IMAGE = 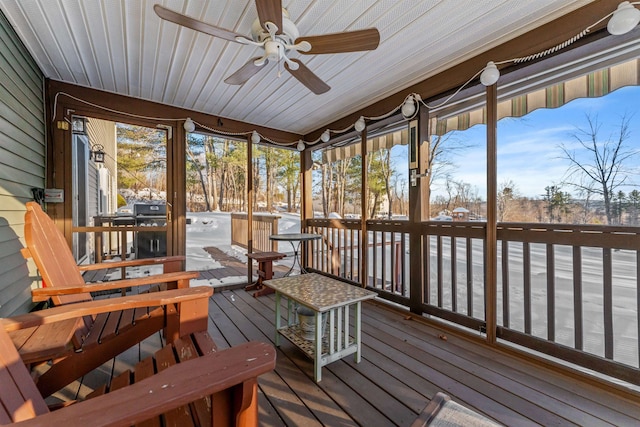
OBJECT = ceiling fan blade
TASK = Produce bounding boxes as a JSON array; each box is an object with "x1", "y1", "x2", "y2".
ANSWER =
[
  {"x1": 255, "y1": 0, "x2": 283, "y2": 33},
  {"x1": 154, "y1": 4, "x2": 244, "y2": 43},
  {"x1": 296, "y1": 28, "x2": 380, "y2": 54},
  {"x1": 224, "y1": 58, "x2": 268, "y2": 85},
  {"x1": 285, "y1": 59, "x2": 330, "y2": 95}
]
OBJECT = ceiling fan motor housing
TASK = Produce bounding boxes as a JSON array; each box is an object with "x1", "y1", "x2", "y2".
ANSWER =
[{"x1": 251, "y1": 10, "x2": 299, "y2": 47}]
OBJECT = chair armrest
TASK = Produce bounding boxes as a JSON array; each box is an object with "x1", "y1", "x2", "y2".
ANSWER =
[
  {"x1": 31, "y1": 271, "x2": 200, "y2": 301},
  {"x1": 3, "y1": 286, "x2": 213, "y2": 332},
  {"x1": 77, "y1": 255, "x2": 185, "y2": 271},
  {"x1": 11, "y1": 341, "x2": 275, "y2": 427}
]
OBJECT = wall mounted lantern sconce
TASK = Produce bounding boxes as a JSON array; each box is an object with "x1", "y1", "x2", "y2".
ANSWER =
[
  {"x1": 72, "y1": 116, "x2": 86, "y2": 133},
  {"x1": 90, "y1": 144, "x2": 105, "y2": 163}
]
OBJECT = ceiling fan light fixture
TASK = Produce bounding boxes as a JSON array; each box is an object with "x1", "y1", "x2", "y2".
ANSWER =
[
  {"x1": 251, "y1": 131, "x2": 261, "y2": 144},
  {"x1": 480, "y1": 61, "x2": 500, "y2": 86},
  {"x1": 607, "y1": 1, "x2": 640, "y2": 35},
  {"x1": 355, "y1": 117, "x2": 366, "y2": 132},
  {"x1": 297, "y1": 140, "x2": 305, "y2": 151},
  {"x1": 321, "y1": 130, "x2": 331, "y2": 142},
  {"x1": 184, "y1": 117, "x2": 196, "y2": 133},
  {"x1": 401, "y1": 95, "x2": 417, "y2": 118}
]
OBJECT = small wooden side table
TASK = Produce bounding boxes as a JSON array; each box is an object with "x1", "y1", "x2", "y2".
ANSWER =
[
  {"x1": 245, "y1": 251, "x2": 286, "y2": 296},
  {"x1": 264, "y1": 273, "x2": 377, "y2": 382}
]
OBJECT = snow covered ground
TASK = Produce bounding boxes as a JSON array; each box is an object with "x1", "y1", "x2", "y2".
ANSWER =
[{"x1": 186, "y1": 211, "x2": 301, "y2": 287}]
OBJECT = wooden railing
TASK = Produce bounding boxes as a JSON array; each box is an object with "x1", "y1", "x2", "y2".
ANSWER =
[
  {"x1": 230, "y1": 213, "x2": 280, "y2": 252},
  {"x1": 307, "y1": 218, "x2": 362, "y2": 280},
  {"x1": 367, "y1": 220, "x2": 411, "y2": 300},
  {"x1": 306, "y1": 218, "x2": 640, "y2": 385}
]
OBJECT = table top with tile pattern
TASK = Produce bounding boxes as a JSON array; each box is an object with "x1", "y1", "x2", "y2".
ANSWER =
[{"x1": 264, "y1": 273, "x2": 376, "y2": 312}]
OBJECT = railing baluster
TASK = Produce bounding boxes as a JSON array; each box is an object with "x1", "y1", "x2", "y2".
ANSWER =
[
  {"x1": 390, "y1": 231, "x2": 396, "y2": 292},
  {"x1": 524, "y1": 241, "x2": 531, "y2": 334},
  {"x1": 502, "y1": 240, "x2": 509, "y2": 328},
  {"x1": 466, "y1": 237, "x2": 473, "y2": 317},
  {"x1": 451, "y1": 236, "x2": 457, "y2": 312},
  {"x1": 573, "y1": 246, "x2": 583, "y2": 351},
  {"x1": 424, "y1": 233, "x2": 430, "y2": 305},
  {"x1": 342, "y1": 229, "x2": 347, "y2": 278},
  {"x1": 547, "y1": 243, "x2": 555, "y2": 342},
  {"x1": 400, "y1": 233, "x2": 406, "y2": 295},
  {"x1": 345, "y1": 230, "x2": 360, "y2": 280},
  {"x1": 372, "y1": 231, "x2": 378, "y2": 289},
  {"x1": 603, "y1": 247, "x2": 613, "y2": 359},
  {"x1": 336, "y1": 227, "x2": 340, "y2": 276},
  {"x1": 381, "y1": 231, "x2": 387, "y2": 290},
  {"x1": 437, "y1": 235, "x2": 443, "y2": 308}
]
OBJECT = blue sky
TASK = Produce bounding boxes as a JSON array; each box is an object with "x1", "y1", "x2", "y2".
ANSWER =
[{"x1": 428, "y1": 85, "x2": 640, "y2": 199}]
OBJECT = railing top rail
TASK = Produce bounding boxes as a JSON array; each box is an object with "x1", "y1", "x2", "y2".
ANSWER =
[
  {"x1": 307, "y1": 218, "x2": 362, "y2": 229},
  {"x1": 230, "y1": 212, "x2": 281, "y2": 220},
  {"x1": 499, "y1": 222, "x2": 640, "y2": 235}
]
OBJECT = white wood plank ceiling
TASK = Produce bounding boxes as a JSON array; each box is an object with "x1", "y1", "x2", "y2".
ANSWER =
[{"x1": 0, "y1": 0, "x2": 592, "y2": 134}]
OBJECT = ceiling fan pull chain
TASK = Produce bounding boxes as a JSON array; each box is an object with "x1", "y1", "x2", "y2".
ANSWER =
[{"x1": 277, "y1": 45, "x2": 283, "y2": 78}]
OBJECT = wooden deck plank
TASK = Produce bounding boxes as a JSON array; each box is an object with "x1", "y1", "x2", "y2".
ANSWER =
[
  {"x1": 257, "y1": 390, "x2": 287, "y2": 427},
  {"x1": 365, "y1": 302, "x2": 640, "y2": 426},
  {"x1": 227, "y1": 289, "x2": 414, "y2": 426},
  {"x1": 232, "y1": 289, "x2": 381, "y2": 426},
  {"x1": 210, "y1": 293, "x2": 332, "y2": 426},
  {"x1": 360, "y1": 314, "x2": 557, "y2": 425},
  {"x1": 50, "y1": 285, "x2": 640, "y2": 427},
  {"x1": 242, "y1": 296, "x2": 512, "y2": 425},
  {"x1": 362, "y1": 312, "x2": 606, "y2": 426},
  {"x1": 230, "y1": 292, "x2": 560, "y2": 425}
]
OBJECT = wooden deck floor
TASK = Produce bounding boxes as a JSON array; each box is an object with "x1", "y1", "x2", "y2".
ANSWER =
[
  {"x1": 206, "y1": 289, "x2": 640, "y2": 427},
  {"x1": 52, "y1": 287, "x2": 640, "y2": 426}
]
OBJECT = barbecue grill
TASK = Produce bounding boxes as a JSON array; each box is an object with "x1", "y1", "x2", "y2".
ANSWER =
[{"x1": 133, "y1": 202, "x2": 167, "y2": 258}]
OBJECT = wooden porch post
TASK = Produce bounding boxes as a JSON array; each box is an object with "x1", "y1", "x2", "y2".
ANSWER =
[
  {"x1": 408, "y1": 107, "x2": 430, "y2": 313},
  {"x1": 47, "y1": 94, "x2": 73, "y2": 247},
  {"x1": 169, "y1": 122, "x2": 185, "y2": 262},
  {"x1": 246, "y1": 135, "x2": 253, "y2": 283},
  {"x1": 485, "y1": 84, "x2": 498, "y2": 344},
  {"x1": 360, "y1": 127, "x2": 368, "y2": 287},
  {"x1": 301, "y1": 147, "x2": 313, "y2": 267}
]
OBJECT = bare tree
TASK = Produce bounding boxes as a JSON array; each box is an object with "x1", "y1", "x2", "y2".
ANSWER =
[
  {"x1": 559, "y1": 114, "x2": 636, "y2": 224},
  {"x1": 497, "y1": 180, "x2": 519, "y2": 221},
  {"x1": 428, "y1": 132, "x2": 473, "y2": 190}
]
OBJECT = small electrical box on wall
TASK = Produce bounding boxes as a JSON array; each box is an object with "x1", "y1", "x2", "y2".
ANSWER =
[
  {"x1": 409, "y1": 119, "x2": 418, "y2": 170},
  {"x1": 44, "y1": 189, "x2": 64, "y2": 203},
  {"x1": 409, "y1": 119, "x2": 428, "y2": 186}
]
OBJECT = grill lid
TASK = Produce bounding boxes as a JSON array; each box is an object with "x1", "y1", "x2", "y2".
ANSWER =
[{"x1": 133, "y1": 202, "x2": 166, "y2": 216}]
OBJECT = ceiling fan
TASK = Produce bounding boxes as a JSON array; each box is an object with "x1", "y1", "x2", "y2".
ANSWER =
[{"x1": 154, "y1": 1, "x2": 380, "y2": 94}]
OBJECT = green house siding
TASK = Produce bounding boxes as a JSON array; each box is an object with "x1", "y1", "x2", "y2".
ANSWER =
[{"x1": 0, "y1": 9, "x2": 45, "y2": 316}]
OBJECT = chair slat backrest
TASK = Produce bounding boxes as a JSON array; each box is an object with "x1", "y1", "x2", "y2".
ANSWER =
[
  {"x1": 24, "y1": 202, "x2": 92, "y2": 306},
  {"x1": 0, "y1": 327, "x2": 49, "y2": 423},
  {"x1": 24, "y1": 202, "x2": 93, "y2": 345}
]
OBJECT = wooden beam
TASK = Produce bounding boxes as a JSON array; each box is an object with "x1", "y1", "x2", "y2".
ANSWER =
[
  {"x1": 247, "y1": 134, "x2": 254, "y2": 284},
  {"x1": 47, "y1": 80, "x2": 301, "y2": 144},
  {"x1": 360, "y1": 127, "x2": 368, "y2": 288},
  {"x1": 485, "y1": 83, "x2": 498, "y2": 344},
  {"x1": 408, "y1": 107, "x2": 431, "y2": 312},
  {"x1": 300, "y1": 148, "x2": 313, "y2": 268},
  {"x1": 301, "y1": 149, "x2": 313, "y2": 227}
]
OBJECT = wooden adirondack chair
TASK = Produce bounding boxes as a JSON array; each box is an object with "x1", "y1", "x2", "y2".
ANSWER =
[
  {"x1": 1, "y1": 308, "x2": 276, "y2": 427},
  {"x1": 10, "y1": 202, "x2": 212, "y2": 397}
]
